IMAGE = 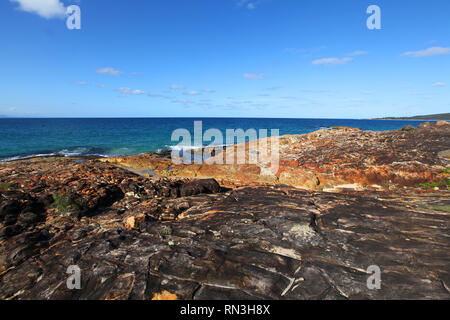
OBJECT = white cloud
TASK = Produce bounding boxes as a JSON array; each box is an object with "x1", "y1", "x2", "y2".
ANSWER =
[
  {"x1": 10, "y1": 0, "x2": 66, "y2": 19},
  {"x1": 72, "y1": 81, "x2": 87, "y2": 86},
  {"x1": 183, "y1": 91, "x2": 201, "y2": 96},
  {"x1": 203, "y1": 89, "x2": 216, "y2": 93},
  {"x1": 403, "y1": 47, "x2": 450, "y2": 57},
  {"x1": 348, "y1": 51, "x2": 369, "y2": 56},
  {"x1": 312, "y1": 57, "x2": 353, "y2": 65},
  {"x1": 432, "y1": 82, "x2": 446, "y2": 87},
  {"x1": 244, "y1": 73, "x2": 265, "y2": 79},
  {"x1": 96, "y1": 67, "x2": 122, "y2": 76},
  {"x1": 170, "y1": 84, "x2": 185, "y2": 90},
  {"x1": 116, "y1": 87, "x2": 147, "y2": 97}
]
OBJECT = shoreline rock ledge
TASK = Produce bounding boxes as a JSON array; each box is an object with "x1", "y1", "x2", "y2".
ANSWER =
[
  {"x1": 0, "y1": 122, "x2": 449, "y2": 300},
  {"x1": 105, "y1": 121, "x2": 450, "y2": 191}
]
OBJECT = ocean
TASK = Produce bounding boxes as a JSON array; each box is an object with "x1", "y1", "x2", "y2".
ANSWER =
[{"x1": 0, "y1": 118, "x2": 429, "y2": 161}]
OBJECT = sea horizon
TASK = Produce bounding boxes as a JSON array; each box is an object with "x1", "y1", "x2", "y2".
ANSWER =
[
  {"x1": 0, "y1": 117, "x2": 434, "y2": 162},
  {"x1": 0, "y1": 116, "x2": 441, "y2": 120}
]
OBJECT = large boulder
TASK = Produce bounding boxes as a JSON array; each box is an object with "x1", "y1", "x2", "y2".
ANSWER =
[{"x1": 180, "y1": 179, "x2": 221, "y2": 197}]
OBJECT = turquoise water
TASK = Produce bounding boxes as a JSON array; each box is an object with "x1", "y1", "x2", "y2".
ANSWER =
[{"x1": 0, "y1": 118, "x2": 428, "y2": 161}]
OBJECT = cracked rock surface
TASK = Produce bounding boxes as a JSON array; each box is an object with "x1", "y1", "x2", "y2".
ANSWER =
[{"x1": 0, "y1": 158, "x2": 449, "y2": 300}]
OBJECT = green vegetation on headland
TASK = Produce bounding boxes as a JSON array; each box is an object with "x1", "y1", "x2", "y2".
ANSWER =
[{"x1": 374, "y1": 113, "x2": 450, "y2": 121}]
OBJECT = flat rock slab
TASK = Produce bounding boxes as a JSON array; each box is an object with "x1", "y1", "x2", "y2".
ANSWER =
[{"x1": 1, "y1": 166, "x2": 449, "y2": 299}]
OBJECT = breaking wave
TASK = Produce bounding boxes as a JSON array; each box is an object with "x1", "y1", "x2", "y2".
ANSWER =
[{"x1": 0, "y1": 146, "x2": 110, "y2": 162}]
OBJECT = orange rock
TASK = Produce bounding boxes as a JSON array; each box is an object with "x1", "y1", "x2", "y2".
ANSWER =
[
  {"x1": 125, "y1": 216, "x2": 135, "y2": 229},
  {"x1": 152, "y1": 290, "x2": 178, "y2": 300},
  {"x1": 281, "y1": 160, "x2": 299, "y2": 167},
  {"x1": 124, "y1": 214, "x2": 145, "y2": 229},
  {"x1": 102, "y1": 122, "x2": 449, "y2": 191}
]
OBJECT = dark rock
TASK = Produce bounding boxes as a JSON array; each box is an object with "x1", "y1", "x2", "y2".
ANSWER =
[
  {"x1": 0, "y1": 225, "x2": 23, "y2": 239},
  {"x1": 82, "y1": 185, "x2": 125, "y2": 217},
  {"x1": 25, "y1": 229, "x2": 51, "y2": 243},
  {"x1": 3, "y1": 214, "x2": 18, "y2": 226},
  {"x1": 21, "y1": 200, "x2": 45, "y2": 215},
  {"x1": 4, "y1": 230, "x2": 51, "y2": 267},
  {"x1": 38, "y1": 193, "x2": 54, "y2": 207},
  {"x1": 17, "y1": 212, "x2": 41, "y2": 226},
  {"x1": 0, "y1": 200, "x2": 22, "y2": 220},
  {"x1": 180, "y1": 179, "x2": 221, "y2": 197},
  {"x1": 70, "y1": 229, "x2": 88, "y2": 241}
]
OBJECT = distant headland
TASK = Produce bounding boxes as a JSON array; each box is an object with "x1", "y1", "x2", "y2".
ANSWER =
[{"x1": 374, "y1": 113, "x2": 450, "y2": 121}]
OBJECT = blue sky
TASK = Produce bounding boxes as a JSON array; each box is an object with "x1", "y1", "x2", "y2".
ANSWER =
[{"x1": 0, "y1": 0, "x2": 449, "y2": 118}]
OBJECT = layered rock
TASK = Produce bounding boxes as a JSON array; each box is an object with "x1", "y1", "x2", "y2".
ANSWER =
[{"x1": 0, "y1": 159, "x2": 449, "y2": 299}]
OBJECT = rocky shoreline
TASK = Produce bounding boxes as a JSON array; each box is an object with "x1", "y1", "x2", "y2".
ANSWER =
[{"x1": 0, "y1": 122, "x2": 449, "y2": 300}]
